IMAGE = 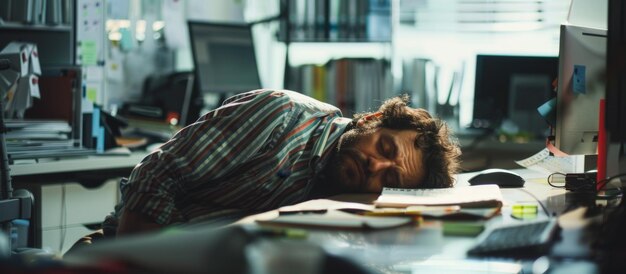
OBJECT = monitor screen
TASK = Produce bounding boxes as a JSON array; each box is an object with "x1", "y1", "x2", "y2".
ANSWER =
[
  {"x1": 555, "y1": 24, "x2": 607, "y2": 155},
  {"x1": 188, "y1": 21, "x2": 262, "y2": 94},
  {"x1": 471, "y1": 54, "x2": 558, "y2": 139}
]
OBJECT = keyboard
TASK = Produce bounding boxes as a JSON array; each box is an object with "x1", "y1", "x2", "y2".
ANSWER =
[{"x1": 467, "y1": 219, "x2": 558, "y2": 258}]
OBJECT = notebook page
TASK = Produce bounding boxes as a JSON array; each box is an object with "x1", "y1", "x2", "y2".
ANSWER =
[{"x1": 375, "y1": 185, "x2": 503, "y2": 208}]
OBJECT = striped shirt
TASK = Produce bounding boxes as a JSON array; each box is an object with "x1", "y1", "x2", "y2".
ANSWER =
[{"x1": 120, "y1": 89, "x2": 351, "y2": 225}]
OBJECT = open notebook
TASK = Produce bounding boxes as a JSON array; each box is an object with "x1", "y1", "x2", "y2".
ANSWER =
[{"x1": 374, "y1": 185, "x2": 504, "y2": 208}]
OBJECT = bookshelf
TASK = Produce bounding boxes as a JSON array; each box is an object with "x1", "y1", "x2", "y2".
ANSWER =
[
  {"x1": 279, "y1": 0, "x2": 391, "y2": 43},
  {"x1": 280, "y1": 0, "x2": 394, "y2": 116},
  {"x1": 0, "y1": 0, "x2": 75, "y2": 66}
]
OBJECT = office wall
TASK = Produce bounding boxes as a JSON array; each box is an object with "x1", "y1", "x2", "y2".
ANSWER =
[
  {"x1": 104, "y1": 0, "x2": 247, "y2": 110},
  {"x1": 395, "y1": 0, "x2": 571, "y2": 129}
]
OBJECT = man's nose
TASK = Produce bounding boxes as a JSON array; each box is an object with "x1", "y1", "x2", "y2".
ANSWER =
[{"x1": 368, "y1": 157, "x2": 393, "y2": 173}]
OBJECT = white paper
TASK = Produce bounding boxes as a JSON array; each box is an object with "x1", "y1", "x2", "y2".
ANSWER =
[
  {"x1": 85, "y1": 66, "x2": 104, "y2": 81},
  {"x1": 376, "y1": 185, "x2": 503, "y2": 208},
  {"x1": 515, "y1": 148, "x2": 576, "y2": 174},
  {"x1": 28, "y1": 45, "x2": 42, "y2": 75},
  {"x1": 29, "y1": 75, "x2": 40, "y2": 98}
]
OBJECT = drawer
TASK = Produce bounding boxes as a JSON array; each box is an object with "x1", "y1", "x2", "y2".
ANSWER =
[
  {"x1": 41, "y1": 224, "x2": 99, "y2": 255},
  {"x1": 41, "y1": 179, "x2": 119, "y2": 228}
]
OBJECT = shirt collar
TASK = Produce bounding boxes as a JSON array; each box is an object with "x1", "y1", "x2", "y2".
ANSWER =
[{"x1": 310, "y1": 117, "x2": 351, "y2": 171}]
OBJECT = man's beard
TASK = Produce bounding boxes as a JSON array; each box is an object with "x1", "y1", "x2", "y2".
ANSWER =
[{"x1": 320, "y1": 128, "x2": 371, "y2": 193}]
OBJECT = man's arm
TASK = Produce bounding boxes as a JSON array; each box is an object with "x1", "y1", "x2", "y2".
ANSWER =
[
  {"x1": 117, "y1": 90, "x2": 296, "y2": 232},
  {"x1": 117, "y1": 207, "x2": 163, "y2": 236}
]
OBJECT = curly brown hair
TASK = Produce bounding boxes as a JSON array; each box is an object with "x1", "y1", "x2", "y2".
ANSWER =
[{"x1": 350, "y1": 95, "x2": 462, "y2": 188}]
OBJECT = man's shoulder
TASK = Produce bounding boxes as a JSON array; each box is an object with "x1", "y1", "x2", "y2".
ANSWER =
[
  {"x1": 273, "y1": 90, "x2": 341, "y2": 115},
  {"x1": 227, "y1": 89, "x2": 341, "y2": 115}
]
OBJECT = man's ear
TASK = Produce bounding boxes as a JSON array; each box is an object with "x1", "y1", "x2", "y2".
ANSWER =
[{"x1": 357, "y1": 112, "x2": 383, "y2": 127}]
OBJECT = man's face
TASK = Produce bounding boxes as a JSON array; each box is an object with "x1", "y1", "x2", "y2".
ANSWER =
[{"x1": 326, "y1": 127, "x2": 426, "y2": 193}]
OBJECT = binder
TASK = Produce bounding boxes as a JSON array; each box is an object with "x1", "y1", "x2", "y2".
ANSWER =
[{"x1": 46, "y1": 0, "x2": 63, "y2": 25}]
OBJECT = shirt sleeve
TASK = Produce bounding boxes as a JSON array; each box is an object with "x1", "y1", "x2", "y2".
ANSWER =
[{"x1": 121, "y1": 90, "x2": 295, "y2": 225}]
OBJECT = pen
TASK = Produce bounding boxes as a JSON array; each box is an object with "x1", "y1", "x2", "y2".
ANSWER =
[{"x1": 278, "y1": 209, "x2": 328, "y2": 215}]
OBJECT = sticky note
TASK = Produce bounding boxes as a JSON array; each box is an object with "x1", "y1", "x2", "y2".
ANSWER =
[
  {"x1": 573, "y1": 65, "x2": 586, "y2": 94},
  {"x1": 80, "y1": 40, "x2": 98, "y2": 65},
  {"x1": 86, "y1": 87, "x2": 98, "y2": 102}
]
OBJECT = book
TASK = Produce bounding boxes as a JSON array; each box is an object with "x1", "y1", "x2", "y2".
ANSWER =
[
  {"x1": 374, "y1": 185, "x2": 504, "y2": 209},
  {"x1": 248, "y1": 199, "x2": 414, "y2": 230},
  {"x1": 256, "y1": 209, "x2": 414, "y2": 230},
  {"x1": 362, "y1": 206, "x2": 501, "y2": 220}
]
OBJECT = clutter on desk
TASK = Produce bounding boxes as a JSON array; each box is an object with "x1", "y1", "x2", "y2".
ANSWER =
[
  {"x1": 255, "y1": 199, "x2": 415, "y2": 230},
  {"x1": 0, "y1": 42, "x2": 41, "y2": 119},
  {"x1": 119, "y1": 115, "x2": 181, "y2": 144},
  {"x1": 515, "y1": 147, "x2": 578, "y2": 174},
  {"x1": 256, "y1": 196, "x2": 502, "y2": 231},
  {"x1": 3, "y1": 119, "x2": 95, "y2": 162},
  {"x1": 511, "y1": 202, "x2": 539, "y2": 220},
  {"x1": 350, "y1": 205, "x2": 500, "y2": 220},
  {"x1": 257, "y1": 209, "x2": 415, "y2": 230},
  {"x1": 374, "y1": 185, "x2": 504, "y2": 209},
  {"x1": 442, "y1": 221, "x2": 486, "y2": 236},
  {"x1": 116, "y1": 71, "x2": 197, "y2": 144},
  {"x1": 467, "y1": 219, "x2": 559, "y2": 258},
  {"x1": 0, "y1": 46, "x2": 100, "y2": 161}
]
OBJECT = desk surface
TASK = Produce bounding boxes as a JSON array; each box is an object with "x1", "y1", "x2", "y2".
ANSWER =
[
  {"x1": 231, "y1": 169, "x2": 572, "y2": 273},
  {"x1": 64, "y1": 169, "x2": 606, "y2": 273},
  {"x1": 9, "y1": 151, "x2": 150, "y2": 186},
  {"x1": 9, "y1": 151, "x2": 148, "y2": 177}
]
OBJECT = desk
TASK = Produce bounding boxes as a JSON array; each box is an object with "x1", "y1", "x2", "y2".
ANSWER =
[
  {"x1": 11, "y1": 152, "x2": 147, "y2": 183},
  {"x1": 10, "y1": 152, "x2": 148, "y2": 254},
  {"x1": 62, "y1": 169, "x2": 610, "y2": 273},
  {"x1": 233, "y1": 169, "x2": 605, "y2": 273}
]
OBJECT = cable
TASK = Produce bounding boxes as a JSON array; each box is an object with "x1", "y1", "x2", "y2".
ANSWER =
[
  {"x1": 547, "y1": 172, "x2": 566, "y2": 188},
  {"x1": 597, "y1": 173, "x2": 626, "y2": 191},
  {"x1": 59, "y1": 184, "x2": 67, "y2": 253},
  {"x1": 516, "y1": 188, "x2": 551, "y2": 217},
  {"x1": 596, "y1": 173, "x2": 626, "y2": 199}
]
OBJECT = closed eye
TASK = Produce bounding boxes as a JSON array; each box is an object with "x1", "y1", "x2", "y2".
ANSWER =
[{"x1": 379, "y1": 135, "x2": 397, "y2": 159}]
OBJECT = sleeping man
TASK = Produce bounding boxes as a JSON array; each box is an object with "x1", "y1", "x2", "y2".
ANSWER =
[{"x1": 116, "y1": 89, "x2": 461, "y2": 235}]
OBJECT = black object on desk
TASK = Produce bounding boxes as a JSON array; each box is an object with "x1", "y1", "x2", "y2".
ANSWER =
[
  {"x1": 468, "y1": 168, "x2": 526, "y2": 188},
  {"x1": 468, "y1": 219, "x2": 558, "y2": 258}
]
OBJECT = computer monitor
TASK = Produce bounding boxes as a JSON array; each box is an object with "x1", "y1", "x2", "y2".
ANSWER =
[
  {"x1": 554, "y1": 24, "x2": 607, "y2": 155},
  {"x1": 188, "y1": 21, "x2": 262, "y2": 95},
  {"x1": 606, "y1": 0, "x2": 626, "y2": 145},
  {"x1": 471, "y1": 54, "x2": 558, "y2": 139}
]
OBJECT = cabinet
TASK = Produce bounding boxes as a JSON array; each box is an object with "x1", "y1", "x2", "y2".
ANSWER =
[
  {"x1": 279, "y1": 0, "x2": 394, "y2": 116},
  {"x1": 9, "y1": 152, "x2": 147, "y2": 254},
  {"x1": 22, "y1": 179, "x2": 120, "y2": 255}
]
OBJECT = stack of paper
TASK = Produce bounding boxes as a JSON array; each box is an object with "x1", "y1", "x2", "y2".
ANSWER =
[
  {"x1": 257, "y1": 210, "x2": 413, "y2": 230},
  {"x1": 375, "y1": 185, "x2": 504, "y2": 209}
]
